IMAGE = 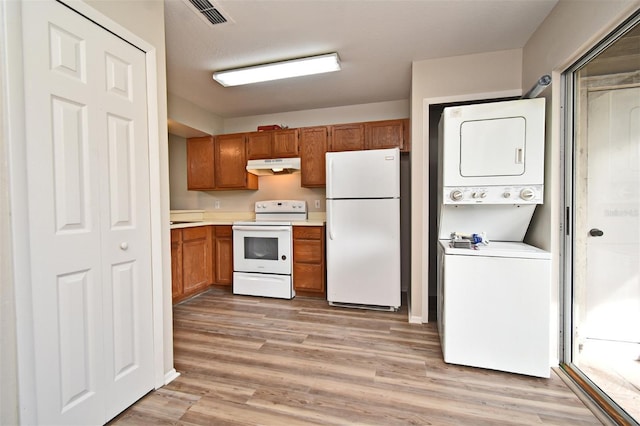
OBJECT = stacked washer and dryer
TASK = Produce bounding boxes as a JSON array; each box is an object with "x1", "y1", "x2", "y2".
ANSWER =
[{"x1": 436, "y1": 98, "x2": 551, "y2": 378}]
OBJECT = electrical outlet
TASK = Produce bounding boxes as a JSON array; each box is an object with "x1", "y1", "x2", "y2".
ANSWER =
[
  {"x1": 314, "y1": 200, "x2": 320, "y2": 209},
  {"x1": 214, "y1": 200, "x2": 220, "y2": 209}
]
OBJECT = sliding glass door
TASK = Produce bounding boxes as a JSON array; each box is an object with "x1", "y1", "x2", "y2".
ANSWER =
[{"x1": 564, "y1": 13, "x2": 640, "y2": 424}]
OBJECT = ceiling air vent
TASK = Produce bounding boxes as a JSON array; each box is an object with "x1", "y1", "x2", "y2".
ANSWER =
[{"x1": 187, "y1": 0, "x2": 228, "y2": 25}]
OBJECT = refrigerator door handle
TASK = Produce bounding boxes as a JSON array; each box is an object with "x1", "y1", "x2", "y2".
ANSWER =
[{"x1": 328, "y1": 204, "x2": 335, "y2": 240}]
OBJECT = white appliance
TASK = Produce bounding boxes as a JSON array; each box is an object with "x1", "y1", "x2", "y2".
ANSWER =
[
  {"x1": 437, "y1": 241, "x2": 551, "y2": 378},
  {"x1": 325, "y1": 148, "x2": 401, "y2": 310},
  {"x1": 246, "y1": 157, "x2": 301, "y2": 176},
  {"x1": 438, "y1": 97, "x2": 546, "y2": 241},
  {"x1": 437, "y1": 98, "x2": 552, "y2": 378},
  {"x1": 233, "y1": 200, "x2": 307, "y2": 299}
]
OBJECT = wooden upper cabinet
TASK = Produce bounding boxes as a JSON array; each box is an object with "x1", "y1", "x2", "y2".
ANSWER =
[
  {"x1": 246, "y1": 131, "x2": 273, "y2": 160},
  {"x1": 329, "y1": 123, "x2": 365, "y2": 152},
  {"x1": 300, "y1": 126, "x2": 328, "y2": 188},
  {"x1": 186, "y1": 136, "x2": 215, "y2": 190},
  {"x1": 365, "y1": 119, "x2": 405, "y2": 151},
  {"x1": 214, "y1": 133, "x2": 258, "y2": 190},
  {"x1": 272, "y1": 128, "x2": 299, "y2": 157},
  {"x1": 247, "y1": 128, "x2": 299, "y2": 159}
]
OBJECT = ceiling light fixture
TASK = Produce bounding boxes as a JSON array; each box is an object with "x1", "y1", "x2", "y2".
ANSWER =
[{"x1": 212, "y1": 53, "x2": 340, "y2": 87}]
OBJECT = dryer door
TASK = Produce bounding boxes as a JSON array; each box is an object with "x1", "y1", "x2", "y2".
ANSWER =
[{"x1": 460, "y1": 117, "x2": 525, "y2": 177}]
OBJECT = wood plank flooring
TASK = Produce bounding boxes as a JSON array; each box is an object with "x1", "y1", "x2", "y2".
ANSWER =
[{"x1": 109, "y1": 287, "x2": 603, "y2": 425}]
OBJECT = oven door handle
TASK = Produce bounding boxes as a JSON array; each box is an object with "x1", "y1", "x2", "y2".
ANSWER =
[{"x1": 232, "y1": 225, "x2": 292, "y2": 232}]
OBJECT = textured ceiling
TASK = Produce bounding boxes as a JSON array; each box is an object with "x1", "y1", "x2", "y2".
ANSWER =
[{"x1": 164, "y1": 0, "x2": 558, "y2": 119}]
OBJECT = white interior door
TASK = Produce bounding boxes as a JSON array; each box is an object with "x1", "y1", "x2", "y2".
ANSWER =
[
  {"x1": 22, "y1": 0, "x2": 154, "y2": 423},
  {"x1": 584, "y1": 87, "x2": 640, "y2": 343}
]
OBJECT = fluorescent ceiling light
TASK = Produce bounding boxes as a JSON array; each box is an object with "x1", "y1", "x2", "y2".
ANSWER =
[{"x1": 213, "y1": 53, "x2": 340, "y2": 87}]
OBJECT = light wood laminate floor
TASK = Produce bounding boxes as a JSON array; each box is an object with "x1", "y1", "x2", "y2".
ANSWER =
[{"x1": 110, "y1": 287, "x2": 602, "y2": 425}]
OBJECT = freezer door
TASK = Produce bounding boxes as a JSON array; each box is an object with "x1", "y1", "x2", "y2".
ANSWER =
[
  {"x1": 326, "y1": 148, "x2": 399, "y2": 199},
  {"x1": 326, "y1": 198, "x2": 400, "y2": 308}
]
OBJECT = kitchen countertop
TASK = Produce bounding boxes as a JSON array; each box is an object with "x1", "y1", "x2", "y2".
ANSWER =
[
  {"x1": 170, "y1": 219, "x2": 325, "y2": 229},
  {"x1": 169, "y1": 211, "x2": 326, "y2": 229}
]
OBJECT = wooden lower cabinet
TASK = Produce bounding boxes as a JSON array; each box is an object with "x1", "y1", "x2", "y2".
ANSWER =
[
  {"x1": 172, "y1": 226, "x2": 213, "y2": 304},
  {"x1": 214, "y1": 225, "x2": 233, "y2": 285},
  {"x1": 293, "y1": 225, "x2": 326, "y2": 297},
  {"x1": 171, "y1": 229, "x2": 183, "y2": 301}
]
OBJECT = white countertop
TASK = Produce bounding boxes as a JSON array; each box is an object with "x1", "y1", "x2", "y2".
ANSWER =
[
  {"x1": 170, "y1": 220, "x2": 325, "y2": 229},
  {"x1": 169, "y1": 210, "x2": 325, "y2": 229}
]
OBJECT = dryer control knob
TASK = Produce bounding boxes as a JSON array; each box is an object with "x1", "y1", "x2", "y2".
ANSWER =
[
  {"x1": 450, "y1": 190, "x2": 463, "y2": 201},
  {"x1": 520, "y1": 188, "x2": 535, "y2": 201}
]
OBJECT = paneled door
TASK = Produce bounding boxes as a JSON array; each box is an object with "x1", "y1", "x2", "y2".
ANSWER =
[{"x1": 22, "y1": 0, "x2": 154, "y2": 424}]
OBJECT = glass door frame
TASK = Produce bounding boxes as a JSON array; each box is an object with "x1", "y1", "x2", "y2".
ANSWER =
[{"x1": 561, "y1": 11, "x2": 640, "y2": 426}]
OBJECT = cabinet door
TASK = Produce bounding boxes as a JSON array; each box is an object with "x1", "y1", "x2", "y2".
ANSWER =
[
  {"x1": 329, "y1": 123, "x2": 365, "y2": 151},
  {"x1": 171, "y1": 229, "x2": 183, "y2": 302},
  {"x1": 365, "y1": 119, "x2": 404, "y2": 150},
  {"x1": 215, "y1": 226, "x2": 233, "y2": 285},
  {"x1": 300, "y1": 126, "x2": 328, "y2": 188},
  {"x1": 181, "y1": 226, "x2": 213, "y2": 297},
  {"x1": 293, "y1": 226, "x2": 325, "y2": 297},
  {"x1": 215, "y1": 134, "x2": 258, "y2": 189},
  {"x1": 187, "y1": 136, "x2": 215, "y2": 190},
  {"x1": 246, "y1": 131, "x2": 272, "y2": 160},
  {"x1": 273, "y1": 129, "x2": 299, "y2": 158}
]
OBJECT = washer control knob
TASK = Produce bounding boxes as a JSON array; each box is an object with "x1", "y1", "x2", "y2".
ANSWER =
[
  {"x1": 480, "y1": 192, "x2": 487, "y2": 198},
  {"x1": 450, "y1": 190, "x2": 463, "y2": 201},
  {"x1": 520, "y1": 188, "x2": 535, "y2": 201}
]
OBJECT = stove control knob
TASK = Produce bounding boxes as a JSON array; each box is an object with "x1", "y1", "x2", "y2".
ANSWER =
[
  {"x1": 503, "y1": 192, "x2": 511, "y2": 198},
  {"x1": 520, "y1": 188, "x2": 535, "y2": 201},
  {"x1": 450, "y1": 190, "x2": 463, "y2": 201}
]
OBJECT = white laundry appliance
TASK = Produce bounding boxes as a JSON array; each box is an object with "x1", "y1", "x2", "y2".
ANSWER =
[
  {"x1": 436, "y1": 98, "x2": 552, "y2": 378},
  {"x1": 326, "y1": 148, "x2": 401, "y2": 311}
]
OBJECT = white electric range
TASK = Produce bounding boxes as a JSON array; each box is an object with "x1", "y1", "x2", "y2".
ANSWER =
[{"x1": 232, "y1": 200, "x2": 307, "y2": 299}]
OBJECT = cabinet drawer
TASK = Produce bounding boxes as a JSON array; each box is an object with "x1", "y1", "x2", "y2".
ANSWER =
[
  {"x1": 215, "y1": 225, "x2": 232, "y2": 237},
  {"x1": 293, "y1": 226, "x2": 323, "y2": 239},
  {"x1": 293, "y1": 239, "x2": 322, "y2": 263},
  {"x1": 293, "y1": 263, "x2": 324, "y2": 291},
  {"x1": 182, "y1": 226, "x2": 209, "y2": 241}
]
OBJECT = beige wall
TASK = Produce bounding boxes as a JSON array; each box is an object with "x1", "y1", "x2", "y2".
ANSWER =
[
  {"x1": 223, "y1": 100, "x2": 409, "y2": 133},
  {"x1": 522, "y1": 0, "x2": 640, "y2": 364},
  {"x1": 168, "y1": 94, "x2": 224, "y2": 135},
  {"x1": 409, "y1": 49, "x2": 523, "y2": 322}
]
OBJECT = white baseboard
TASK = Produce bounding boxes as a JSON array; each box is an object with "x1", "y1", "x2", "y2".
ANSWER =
[
  {"x1": 409, "y1": 315, "x2": 423, "y2": 324},
  {"x1": 163, "y1": 368, "x2": 180, "y2": 386}
]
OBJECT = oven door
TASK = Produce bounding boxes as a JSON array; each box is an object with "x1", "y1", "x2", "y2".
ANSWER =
[{"x1": 232, "y1": 225, "x2": 292, "y2": 275}]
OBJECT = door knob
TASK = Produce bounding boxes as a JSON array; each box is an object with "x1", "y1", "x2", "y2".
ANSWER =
[
  {"x1": 120, "y1": 242, "x2": 129, "y2": 250},
  {"x1": 589, "y1": 228, "x2": 604, "y2": 237}
]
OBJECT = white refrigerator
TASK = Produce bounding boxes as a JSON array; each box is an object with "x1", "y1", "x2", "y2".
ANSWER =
[{"x1": 325, "y1": 148, "x2": 401, "y2": 310}]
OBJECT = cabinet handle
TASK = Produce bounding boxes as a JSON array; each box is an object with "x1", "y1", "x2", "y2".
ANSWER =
[{"x1": 120, "y1": 242, "x2": 129, "y2": 250}]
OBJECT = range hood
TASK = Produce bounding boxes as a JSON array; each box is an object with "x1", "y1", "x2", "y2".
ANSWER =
[{"x1": 246, "y1": 157, "x2": 301, "y2": 176}]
